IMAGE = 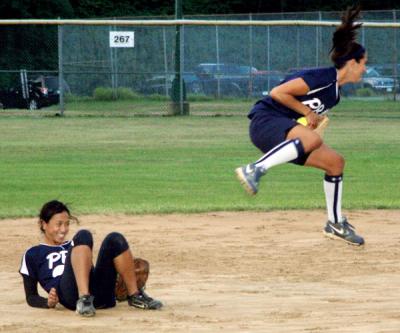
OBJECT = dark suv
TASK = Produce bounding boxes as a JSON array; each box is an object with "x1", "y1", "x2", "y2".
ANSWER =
[{"x1": 0, "y1": 75, "x2": 70, "y2": 110}]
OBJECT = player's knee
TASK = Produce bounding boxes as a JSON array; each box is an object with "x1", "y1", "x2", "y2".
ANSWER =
[
  {"x1": 335, "y1": 153, "x2": 345, "y2": 173},
  {"x1": 328, "y1": 153, "x2": 345, "y2": 174},
  {"x1": 103, "y1": 232, "x2": 129, "y2": 257},
  {"x1": 73, "y1": 229, "x2": 93, "y2": 248}
]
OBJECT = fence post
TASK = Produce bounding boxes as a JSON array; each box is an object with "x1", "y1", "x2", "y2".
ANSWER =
[
  {"x1": 316, "y1": 11, "x2": 321, "y2": 67},
  {"x1": 58, "y1": 21, "x2": 65, "y2": 116},
  {"x1": 267, "y1": 26, "x2": 271, "y2": 93},
  {"x1": 162, "y1": 27, "x2": 169, "y2": 97},
  {"x1": 296, "y1": 26, "x2": 300, "y2": 68},
  {"x1": 109, "y1": 23, "x2": 117, "y2": 100},
  {"x1": 393, "y1": 10, "x2": 397, "y2": 101},
  {"x1": 249, "y1": 13, "x2": 253, "y2": 97},
  {"x1": 170, "y1": 0, "x2": 189, "y2": 115},
  {"x1": 215, "y1": 25, "x2": 221, "y2": 98}
]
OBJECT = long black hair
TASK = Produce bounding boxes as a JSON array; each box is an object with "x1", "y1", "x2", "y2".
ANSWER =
[{"x1": 330, "y1": 6, "x2": 365, "y2": 68}]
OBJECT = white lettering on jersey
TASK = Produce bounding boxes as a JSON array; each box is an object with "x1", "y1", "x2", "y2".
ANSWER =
[
  {"x1": 302, "y1": 98, "x2": 326, "y2": 115},
  {"x1": 47, "y1": 250, "x2": 68, "y2": 269},
  {"x1": 52, "y1": 264, "x2": 65, "y2": 278}
]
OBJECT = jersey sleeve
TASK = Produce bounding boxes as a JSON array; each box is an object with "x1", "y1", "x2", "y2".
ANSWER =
[
  {"x1": 300, "y1": 68, "x2": 335, "y2": 91},
  {"x1": 21, "y1": 274, "x2": 49, "y2": 308},
  {"x1": 19, "y1": 249, "x2": 37, "y2": 280}
]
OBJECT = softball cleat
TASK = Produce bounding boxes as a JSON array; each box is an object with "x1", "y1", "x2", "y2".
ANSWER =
[
  {"x1": 235, "y1": 163, "x2": 264, "y2": 195},
  {"x1": 128, "y1": 289, "x2": 163, "y2": 310},
  {"x1": 76, "y1": 294, "x2": 96, "y2": 317},
  {"x1": 323, "y1": 217, "x2": 364, "y2": 246}
]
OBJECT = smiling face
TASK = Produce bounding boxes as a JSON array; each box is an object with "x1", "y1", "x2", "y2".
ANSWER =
[{"x1": 41, "y1": 211, "x2": 70, "y2": 245}]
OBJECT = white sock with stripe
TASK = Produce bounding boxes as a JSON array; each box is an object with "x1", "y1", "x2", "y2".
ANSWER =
[
  {"x1": 324, "y1": 174, "x2": 343, "y2": 223},
  {"x1": 255, "y1": 139, "x2": 305, "y2": 173}
]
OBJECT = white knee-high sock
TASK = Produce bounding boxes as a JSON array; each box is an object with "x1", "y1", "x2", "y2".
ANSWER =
[
  {"x1": 255, "y1": 139, "x2": 305, "y2": 173},
  {"x1": 324, "y1": 174, "x2": 343, "y2": 223}
]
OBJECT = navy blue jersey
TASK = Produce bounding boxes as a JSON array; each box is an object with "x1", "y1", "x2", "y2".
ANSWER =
[
  {"x1": 19, "y1": 241, "x2": 72, "y2": 292},
  {"x1": 249, "y1": 67, "x2": 339, "y2": 119}
]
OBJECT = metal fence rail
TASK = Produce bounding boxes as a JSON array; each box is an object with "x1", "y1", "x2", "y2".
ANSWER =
[{"x1": 1, "y1": 10, "x2": 400, "y2": 115}]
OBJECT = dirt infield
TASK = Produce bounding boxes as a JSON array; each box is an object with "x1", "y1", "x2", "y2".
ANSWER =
[{"x1": 1, "y1": 210, "x2": 400, "y2": 332}]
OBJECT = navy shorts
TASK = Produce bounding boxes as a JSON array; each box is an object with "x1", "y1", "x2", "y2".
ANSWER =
[{"x1": 249, "y1": 109, "x2": 309, "y2": 165}]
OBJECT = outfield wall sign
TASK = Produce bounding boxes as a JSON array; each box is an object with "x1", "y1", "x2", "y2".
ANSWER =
[{"x1": 109, "y1": 31, "x2": 134, "y2": 48}]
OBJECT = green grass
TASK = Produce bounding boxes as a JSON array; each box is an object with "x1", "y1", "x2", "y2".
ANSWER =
[{"x1": 0, "y1": 99, "x2": 399, "y2": 218}]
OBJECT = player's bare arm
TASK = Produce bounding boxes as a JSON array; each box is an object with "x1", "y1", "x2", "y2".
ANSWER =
[{"x1": 270, "y1": 78, "x2": 320, "y2": 128}]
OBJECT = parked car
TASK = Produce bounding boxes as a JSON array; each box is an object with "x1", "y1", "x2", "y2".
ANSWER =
[
  {"x1": 0, "y1": 76, "x2": 69, "y2": 110},
  {"x1": 286, "y1": 66, "x2": 395, "y2": 96},
  {"x1": 32, "y1": 76, "x2": 71, "y2": 106},
  {"x1": 141, "y1": 73, "x2": 203, "y2": 96},
  {"x1": 0, "y1": 82, "x2": 45, "y2": 110},
  {"x1": 361, "y1": 66, "x2": 396, "y2": 93},
  {"x1": 369, "y1": 63, "x2": 400, "y2": 78},
  {"x1": 193, "y1": 63, "x2": 283, "y2": 97},
  {"x1": 140, "y1": 64, "x2": 284, "y2": 98}
]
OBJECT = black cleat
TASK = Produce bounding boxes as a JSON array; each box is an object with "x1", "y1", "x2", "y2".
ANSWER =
[
  {"x1": 128, "y1": 288, "x2": 163, "y2": 310},
  {"x1": 323, "y1": 217, "x2": 364, "y2": 246}
]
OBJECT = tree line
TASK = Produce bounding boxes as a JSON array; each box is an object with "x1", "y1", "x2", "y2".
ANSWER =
[{"x1": 1, "y1": 0, "x2": 400, "y2": 19}]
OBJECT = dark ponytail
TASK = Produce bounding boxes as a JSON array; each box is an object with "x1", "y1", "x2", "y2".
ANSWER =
[{"x1": 330, "y1": 6, "x2": 365, "y2": 68}]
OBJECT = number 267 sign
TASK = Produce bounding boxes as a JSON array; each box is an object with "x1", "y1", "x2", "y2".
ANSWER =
[{"x1": 109, "y1": 31, "x2": 134, "y2": 48}]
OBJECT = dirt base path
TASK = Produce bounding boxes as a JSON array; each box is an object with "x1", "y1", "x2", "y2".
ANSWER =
[{"x1": 1, "y1": 210, "x2": 400, "y2": 332}]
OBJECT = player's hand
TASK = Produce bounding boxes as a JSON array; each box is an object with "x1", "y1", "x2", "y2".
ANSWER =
[
  {"x1": 47, "y1": 287, "x2": 59, "y2": 308},
  {"x1": 305, "y1": 111, "x2": 320, "y2": 129}
]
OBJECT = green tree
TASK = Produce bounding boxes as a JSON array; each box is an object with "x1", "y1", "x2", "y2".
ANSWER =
[{"x1": 0, "y1": 0, "x2": 74, "y2": 87}]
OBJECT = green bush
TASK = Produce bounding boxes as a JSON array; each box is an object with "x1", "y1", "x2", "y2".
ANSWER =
[
  {"x1": 355, "y1": 87, "x2": 375, "y2": 97},
  {"x1": 64, "y1": 93, "x2": 93, "y2": 103},
  {"x1": 146, "y1": 94, "x2": 170, "y2": 101},
  {"x1": 93, "y1": 87, "x2": 145, "y2": 101},
  {"x1": 187, "y1": 94, "x2": 214, "y2": 102},
  {"x1": 93, "y1": 87, "x2": 115, "y2": 101},
  {"x1": 116, "y1": 87, "x2": 142, "y2": 100}
]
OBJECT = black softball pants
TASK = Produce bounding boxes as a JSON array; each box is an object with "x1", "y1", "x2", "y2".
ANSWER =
[{"x1": 57, "y1": 229, "x2": 129, "y2": 310}]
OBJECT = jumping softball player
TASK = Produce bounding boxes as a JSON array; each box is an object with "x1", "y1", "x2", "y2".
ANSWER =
[
  {"x1": 19, "y1": 200, "x2": 162, "y2": 317},
  {"x1": 236, "y1": 7, "x2": 366, "y2": 246}
]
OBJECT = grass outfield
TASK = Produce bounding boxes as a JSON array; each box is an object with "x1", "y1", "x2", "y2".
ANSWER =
[{"x1": 0, "y1": 99, "x2": 399, "y2": 218}]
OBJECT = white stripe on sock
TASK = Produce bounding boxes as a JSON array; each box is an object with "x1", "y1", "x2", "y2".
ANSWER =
[
  {"x1": 255, "y1": 140, "x2": 299, "y2": 172},
  {"x1": 324, "y1": 177, "x2": 343, "y2": 223}
]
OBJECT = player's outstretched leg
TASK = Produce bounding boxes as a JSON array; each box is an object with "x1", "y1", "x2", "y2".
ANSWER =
[
  {"x1": 236, "y1": 139, "x2": 306, "y2": 195},
  {"x1": 323, "y1": 217, "x2": 364, "y2": 246}
]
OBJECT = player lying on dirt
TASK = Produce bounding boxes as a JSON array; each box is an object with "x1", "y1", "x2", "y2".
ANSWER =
[{"x1": 19, "y1": 200, "x2": 162, "y2": 317}]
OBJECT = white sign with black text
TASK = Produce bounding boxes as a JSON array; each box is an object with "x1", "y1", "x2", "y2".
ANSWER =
[{"x1": 109, "y1": 31, "x2": 135, "y2": 48}]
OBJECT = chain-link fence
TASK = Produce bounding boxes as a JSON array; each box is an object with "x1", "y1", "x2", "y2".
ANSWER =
[{"x1": 1, "y1": 10, "x2": 400, "y2": 114}]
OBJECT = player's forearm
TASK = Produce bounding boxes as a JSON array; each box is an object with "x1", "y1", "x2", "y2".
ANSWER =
[
  {"x1": 26, "y1": 294, "x2": 50, "y2": 308},
  {"x1": 270, "y1": 91, "x2": 311, "y2": 116},
  {"x1": 21, "y1": 274, "x2": 50, "y2": 308}
]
